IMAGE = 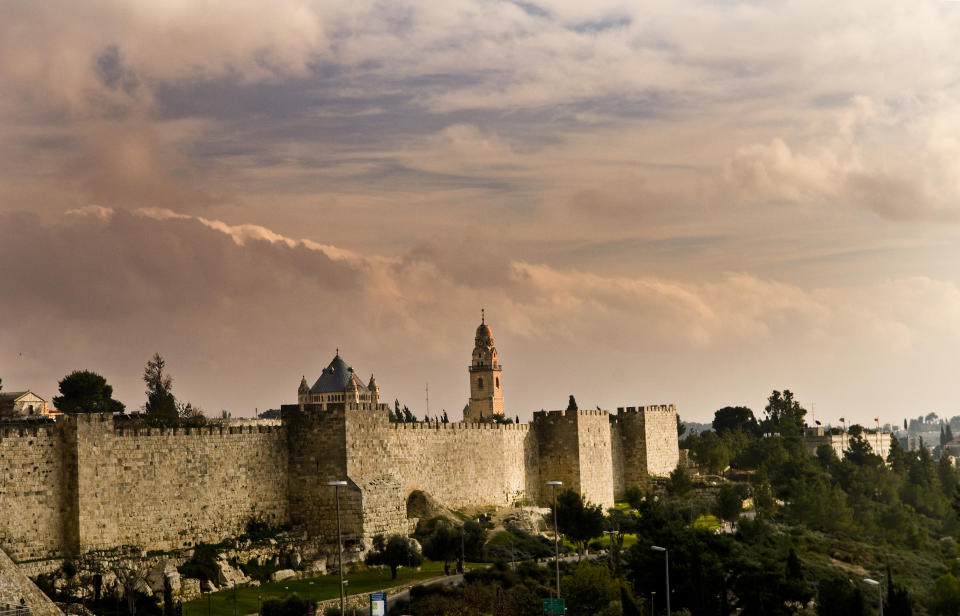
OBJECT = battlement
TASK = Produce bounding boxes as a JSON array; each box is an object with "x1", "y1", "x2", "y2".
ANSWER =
[
  {"x1": 111, "y1": 424, "x2": 284, "y2": 437},
  {"x1": 0, "y1": 425, "x2": 59, "y2": 439},
  {"x1": 532, "y1": 408, "x2": 610, "y2": 422},
  {"x1": 615, "y1": 404, "x2": 676, "y2": 415},
  {"x1": 53, "y1": 412, "x2": 284, "y2": 437},
  {"x1": 388, "y1": 420, "x2": 529, "y2": 432}
]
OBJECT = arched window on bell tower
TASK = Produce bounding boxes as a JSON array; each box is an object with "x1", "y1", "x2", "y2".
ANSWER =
[{"x1": 478, "y1": 377, "x2": 484, "y2": 390}]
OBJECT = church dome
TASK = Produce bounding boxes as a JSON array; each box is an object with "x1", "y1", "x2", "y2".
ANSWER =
[
  {"x1": 475, "y1": 312, "x2": 494, "y2": 347},
  {"x1": 476, "y1": 322, "x2": 492, "y2": 340}
]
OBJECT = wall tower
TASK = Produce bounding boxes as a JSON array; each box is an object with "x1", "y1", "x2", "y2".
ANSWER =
[{"x1": 465, "y1": 311, "x2": 505, "y2": 422}]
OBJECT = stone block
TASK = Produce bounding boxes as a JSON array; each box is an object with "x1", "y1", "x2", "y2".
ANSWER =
[{"x1": 270, "y1": 569, "x2": 296, "y2": 583}]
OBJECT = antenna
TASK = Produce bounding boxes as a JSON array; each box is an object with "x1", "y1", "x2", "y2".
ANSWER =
[{"x1": 426, "y1": 382, "x2": 430, "y2": 417}]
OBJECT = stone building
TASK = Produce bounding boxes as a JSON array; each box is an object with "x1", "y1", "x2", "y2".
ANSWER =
[
  {"x1": 297, "y1": 353, "x2": 380, "y2": 409},
  {"x1": 0, "y1": 317, "x2": 680, "y2": 566},
  {"x1": 802, "y1": 425, "x2": 892, "y2": 460},
  {"x1": 464, "y1": 311, "x2": 505, "y2": 422},
  {"x1": 0, "y1": 390, "x2": 49, "y2": 420}
]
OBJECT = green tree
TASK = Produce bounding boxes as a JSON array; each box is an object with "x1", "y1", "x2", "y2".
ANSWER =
[
  {"x1": 816, "y1": 577, "x2": 867, "y2": 616},
  {"x1": 366, "y1": 534, "x2": 422, "y2": 579},
  {"x1": 940, "y1": 454, "x2": 958, "y2": 496},
  {"x1": 750, "y1": 471, "x2": 776, "y2": 519},
  {"x1": 932, "y1": 572, "x2": 960, "y2": 616},
  {"x1": 461, "y1": 520, "x2": 487, "y2": 562},
  {"x1": 143, "y1": 353, "x2": 177, "y2": 426},
  {"x1": 887, "y1": 437, "x2": 909, "y2": 475},
  {"x1": 555, "y1": 490, "x2": 605, "y2": 556},
  {"x1": 715, "y1": 484, "x2": 742, "y2": 523},
  {"x1": 887, "y1": 564, "x2": 914, "y2": 616},
  {"x1": 846, "y1": 430, "x2": 883, "y2": 467},
  {"x1": 52, "y1": 370, "x2": 125, "y2": 414},
  {"x1": 561, "y1": 562, "x2": 621, "y2": 616},
  {"x1": 666, "y1": 465, "x2": 693, "y2": 497},
  {"x1": 712, "y1": 406, "x2": 759, "y2": 436},
  {"x1": 763, "y1": 390, "x2": 807, "y2": 437},
  {"x1": 419, "y1": 519, "x2": 460, "y2": 573},
  {"x1": 687, "y1": 430, "x2": 732, "y2": 475},
  {"x1": 262, "y1": 594, "x2": 315, "y2": 616}
]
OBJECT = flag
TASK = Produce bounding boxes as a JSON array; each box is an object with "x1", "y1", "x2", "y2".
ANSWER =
[
  {"x1": 874, "y1": 417, "x2": 879, "y2": 423},
  {"x1": 839, "y1": 417, "x2": 845, "y2": 422}
]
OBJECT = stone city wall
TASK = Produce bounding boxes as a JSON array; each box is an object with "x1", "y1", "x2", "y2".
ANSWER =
[
  {"x1": 69, "y1": 414, "x2": 289, "y2": 553},
  {"x1": 0, "y1": 424, "x2": 70, "y2": 561},
  {"x1": 1, "y1": 399, "x2": 678, "y2": 565},
  {"x1": 533, "y1": 409, "x2": 615, "y2": 509},
  {"x1": 572, "y1": 410, "x2": 614, "y2": 509},
  {"x1": 344, "y1": 408, "x2": 539, "y2": 543},
  {"x1": 532, "y1": 411, "x2": 581, "y2": 506},
  {"x1": 283, "y1": 404, "x2": 363, "y2": 552},
  {"x1": 641, "y1": 405, "x2": 680, "y2": 477}
]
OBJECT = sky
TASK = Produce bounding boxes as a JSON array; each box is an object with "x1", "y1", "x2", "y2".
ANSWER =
[{"x1": 2, "y1": 0, "x2": 960, "y2": 425}]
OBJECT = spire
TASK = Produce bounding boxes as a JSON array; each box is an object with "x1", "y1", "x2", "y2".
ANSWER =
[{"x1": 481, "y1": 307, "x2": 485, "y2": 325}]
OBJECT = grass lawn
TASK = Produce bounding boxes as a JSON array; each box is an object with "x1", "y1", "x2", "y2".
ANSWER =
[{"x1": 181, "y1": 561, "x2": 483, "y2": 616}]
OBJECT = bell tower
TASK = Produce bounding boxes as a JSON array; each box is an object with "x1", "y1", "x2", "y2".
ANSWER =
[{"x1": 465, "y1": 310, "x2": 505, "y2": 422}]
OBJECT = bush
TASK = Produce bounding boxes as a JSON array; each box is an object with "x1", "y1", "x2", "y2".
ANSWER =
[
  {"x1": 484, "y1": 530, "x2": 554, "y2": 562},
  {"x1": 262, "y1": 594, "x2": 314, "y2": 616}
]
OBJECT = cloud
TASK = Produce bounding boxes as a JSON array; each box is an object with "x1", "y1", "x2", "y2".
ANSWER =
[
  {"x1": 723, "y1": 96, "x2": 960, "y2": 221},
  {"x1": 0, "y1": 0, "x2": 326, "y2": 116},
  {"x1": 3, "y1": 1, "x2": 960, "y2": 422},
  {"x1": 2, "y1": 210, "x2": 959, "y2": 421}
]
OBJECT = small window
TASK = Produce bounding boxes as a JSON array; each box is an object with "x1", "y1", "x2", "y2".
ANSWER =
[
  {"x1": 478, "y1": 377, "x2": 484, "y2": 390},
  {"x1": 496, "y1": 377, "x2": 500, "y2": 389}
]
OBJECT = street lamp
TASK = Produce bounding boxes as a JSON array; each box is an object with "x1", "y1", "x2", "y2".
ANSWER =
[
  {"x1": 546, "y1": 480, "x2": 563, "y2": 600},
  {"x1": 603, "y1": 531, "x2": 620, "y2": 574},
  {"x1": 864, "y1": 578, "x2": 883, "y2": 616},
  {"x1": 651, "y1": 546, "x2": 670, "y2": 616},
  {"x1": 327, "y1": 480, "x2": 348, "y2": 616}
]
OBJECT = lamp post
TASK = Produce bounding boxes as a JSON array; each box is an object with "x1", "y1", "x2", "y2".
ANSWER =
[
  {"x1": 546, "y1": 480, "x2": 563, "y2": 600},
  {"x1": 651, "y1": 546, "x2": 670, "y2": 616},
  {"x1": 327, "y1": 480, "x2": 348, "y2": 616},
  {"x1": 650, "y1": 591, "x2": 655, "y2": 616},
  {"x1": 603, "y1": 530, "x2": 620, "y2": 575},
  {"x1": 864, "y1": 578, "x2": 883, "y2": 616}
]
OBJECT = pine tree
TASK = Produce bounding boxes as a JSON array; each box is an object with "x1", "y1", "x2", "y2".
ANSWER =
[{"x1": 144, "y1": 353, "x2": 177, "y2": 426}]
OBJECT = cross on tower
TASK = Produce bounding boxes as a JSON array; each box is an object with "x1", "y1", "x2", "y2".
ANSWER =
[{"x1": 481, "y1": 308, "x2": 485, "y2": 324}]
